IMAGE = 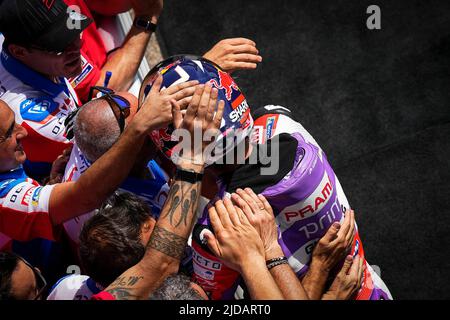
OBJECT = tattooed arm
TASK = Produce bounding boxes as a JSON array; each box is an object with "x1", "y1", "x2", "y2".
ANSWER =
[
  {"x1": 100, "y1": 84, "x2": 224, "y2": 300},
  {"x1": 103, "y1": 175, "x2": 202, "y2": 300}
]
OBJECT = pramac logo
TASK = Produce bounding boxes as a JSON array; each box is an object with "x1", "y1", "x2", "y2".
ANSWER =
[{"x1": 277, "y1": 172, "x2": 334, "y2": 227}]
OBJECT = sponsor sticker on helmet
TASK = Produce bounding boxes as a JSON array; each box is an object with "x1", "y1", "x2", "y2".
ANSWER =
[
  {"x1": 266, "y1": 116, "x2": 276, "y2": 140},
  {"x1": 229, "y1": 94, "x2": 250, "y2": 123},
  {"x1": 209, "y1": 70, "x2": 239, "y2": 101}
]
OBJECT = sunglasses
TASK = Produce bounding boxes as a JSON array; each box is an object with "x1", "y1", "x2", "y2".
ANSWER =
[
  {"x1": 17, "y1": 256, "x2": 47, "y2": 300},
  {"x1": 88, "y1": 86, "x2": 131, "y2": 133},
  {"x1": 28, "y1": 44, "x2": 64, "y2": 56},
  {"x1": 28, "y1": 36, "x2": 82, "y2": 56}
]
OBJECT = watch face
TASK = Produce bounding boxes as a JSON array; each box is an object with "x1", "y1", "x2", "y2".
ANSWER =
[
  {"x1": 135, "y1": 18, "x2": 156, "y2": 31},
  {"x1": 137, "y1": 19, "x2": 149, "y2": 28}
]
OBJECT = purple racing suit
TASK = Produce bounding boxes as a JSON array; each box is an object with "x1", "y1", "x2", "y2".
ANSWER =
[{"x1": 191, "y1": 105, "x2": 392, "y2": 300}]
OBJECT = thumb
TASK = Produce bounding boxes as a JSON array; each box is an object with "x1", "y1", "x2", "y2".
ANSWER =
[
  {"x1": 323, "y1": 222, "x2": 341, "y2": 242},
  {"x1": 150, "y1": 74, "x2": 163, "y2": 95},
  {"x1": 349, "y1": 255, "x2": 361, "y2": 278},
  {"x1": 171, "y1": 99, "x2": 183, "y2": 129},
  {"x1": 340, "y1": 255, "x2": 354, "y2": 276},
  {"x1": 63, "y1": 146, "x2": 73, "y2": 156},
  {"x1": 202, "y1": 230, "x2": 220, "y2": 258}
]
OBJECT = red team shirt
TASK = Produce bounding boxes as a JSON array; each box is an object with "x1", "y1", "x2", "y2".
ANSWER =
[
  {"x1": 64, "y1": 0, "x2": 108, "y2": 103},
  {"x1": 0, "y1": 167, "x2": 56, "y2": 250},
  {"x1": 0, "y1": 45, "x2": 79, "y2": 178},
  {"x1": 0, "y1": 0, "x2": 108, "y2": 176}
]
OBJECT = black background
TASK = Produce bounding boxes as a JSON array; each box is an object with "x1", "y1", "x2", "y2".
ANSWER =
[{"x1": 158, "y1": 0, "x2": 450, "y2": 299}]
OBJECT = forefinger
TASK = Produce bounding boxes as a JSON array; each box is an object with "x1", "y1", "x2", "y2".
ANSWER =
[
  {"x1": 208, "y1": 206, "x2": 223, "y2": 233},
  {"x1": 349, "y1": 255, "x2": 360, "y2": 277},
  {"x1": 226, "y1": 38, "x2": 257, "y2": 47},
  {"x1": 337, "y1": 210, "x2": 352, "y2": 238},
  {"x1": 244, "y1": 188, "x2": 264, "y2": 210},
  {"x1": 185, "y1": 84, "x2": 204, "y2": 123},
  {"x1": 345, "y1": 210, "x2": 356, "y2": 244},
  {"x1": 197, "y1": 83, "x2": 212, "y2": 120},
  {"x1": 164, "y1": 80, "x2": 199, "y2": 95},
  {"x1": 149, "y1": 74, "x2": 163, "y2": 95},
  {"x1": 236, "y1": 188, "x2": 258, "y2": 214},
  {"x1": 215, "y1": 200, "x2": 233, "y2": 228},
  {"x1": 223, "y1": 197, "x2": 241, "y2": 226},
  {"x1": 206, "y1": 88, "x2": 218, "y2": 122},
  {"x1": 230, "y1": 193, "x2": 253, "y2": 218},
  {"x1": 232, "y1": 44, "x2": 260, "y2": 55},
  {"x1": 213, "y1": 100, "x2": 225, "y2": 129}
]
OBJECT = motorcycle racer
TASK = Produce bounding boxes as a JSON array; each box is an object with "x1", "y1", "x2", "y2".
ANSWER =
[{"x1": 142, "y1": 55, "x2": 392, "y2": 300}]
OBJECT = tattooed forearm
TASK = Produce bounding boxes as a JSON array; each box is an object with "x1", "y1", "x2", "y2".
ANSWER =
[
  {"x1": 102, "y1": 170, "x2": 204, "y2": 301},
  {"x1": 148, "y1": 226, "x2": 187, "y2": 259},
  {"x1": 176, "y1": 189, "x2": 198, "y2": 227},
  {"x1": 161, "y1": 184, "x2": 180, "y2": 225},
  {"x1": 106, "y1": 287, "x2": 140, "y2": 300},
  {"x1": 160, "y1": 178, "x2": 200, "y2": 228},
  {"x1": 110, "y1": 276, "x2": 144, "y2": 287},
  {"x1": 106, "y1": 276, "x2": 145, "y2": 300}
]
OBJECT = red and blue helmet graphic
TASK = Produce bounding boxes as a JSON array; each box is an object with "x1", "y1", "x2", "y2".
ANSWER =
[{"x1": 139, "y1": 55, "x2": 254, "y2": 164}]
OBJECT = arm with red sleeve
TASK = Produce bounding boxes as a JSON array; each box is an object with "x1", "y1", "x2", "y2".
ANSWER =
[
  {"x1": 64, "y1": 0, "x2": 160, "y2": 101},
  {"x1": 0, "y1": 179, "x2": 57, "y2": 241},
  {"x1": 94, "y1": 1, "x2": 163, "y2": 93},
  {"x1": 0, "y1": 119, "x2": 148, "y2": 241},
  {"x1": 0, "y1": 76, "x2": 197, "y2": 242}
]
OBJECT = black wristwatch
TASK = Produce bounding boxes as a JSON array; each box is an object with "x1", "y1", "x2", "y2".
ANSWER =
[
  {"x1": 133, "y1": 16, "x2": 157, "y2": 32},
  {"x1": 175, "y1": 168, "x2": 204, "y2": 183}
]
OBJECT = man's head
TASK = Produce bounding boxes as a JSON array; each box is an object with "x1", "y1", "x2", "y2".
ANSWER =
[
  {"x1": 0, "y1": 100, "x2": 28, "y2": 172},
  {"x1": 0, "y1": 252, "x2": 47, "y2": 300},
  {"x1": 140, "y1": 55, "x2": 254, "y2": 169},
  {"x1": 79, "y1": 192, "x2": 156, "y2": 288},
  {"x1": 74, "y1": 92, "x2": 140, "y2": 163},
  {"x1": 0, "y1": 0, "x2": 91, "y2": 78},
  {"x1": 149, "y1": 274, "x2": 208, "y2": 300}
]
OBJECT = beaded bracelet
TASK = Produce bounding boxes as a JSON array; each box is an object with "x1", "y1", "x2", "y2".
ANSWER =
[{"x1": 266, "y1": 256, "x2": 288, "y2": 270}]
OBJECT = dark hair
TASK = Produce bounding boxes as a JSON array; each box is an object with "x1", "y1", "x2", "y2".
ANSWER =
[
  {"x1": 79, "y1": 192, "x2": 153, "y2": 288},
  {"x1": 0, "y1": 252, "x2": 20, "y2": 300},
  {"x1": 149, "y1": 274, "x2": 205, "y2": 300}
]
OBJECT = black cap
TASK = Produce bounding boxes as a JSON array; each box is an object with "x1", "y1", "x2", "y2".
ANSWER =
[{"x1": 0, "y1": 0, "x2": 92, "y2": 52}]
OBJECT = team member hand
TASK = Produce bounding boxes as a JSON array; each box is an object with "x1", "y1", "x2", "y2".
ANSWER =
[
  {"x1": 171, "y1": 83, "x2": 224, "y2": 170},
  {"x1": 203, "y1": 38, "x2": 263, "y2": 73},
  {"x1": 230, "y1": 188, "x2": 283, "y2": 260},
  {"x1": 203, "y1": 198, "x2": 266, "y2": 274},
  {"x1": 322, "y1": 255, "x2": 364, "y2": 300},
  {"x1": 310, "y1": 209, "x2": 356, "y2": 273},
  {"x1": 131, "y1": 0, "x2": 163, "y2": 21},
  {"x1": 47, "y1": 146, "x2": 73, "y2": 185},
  {"x1": 136, "y1": 75, "x2": 199, "y2": 133}
]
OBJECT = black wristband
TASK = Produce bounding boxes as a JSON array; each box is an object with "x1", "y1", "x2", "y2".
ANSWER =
[
  {"x1": 133, "y1": 17, "x2": 157, "y2": 32},
  {"x1": 266, "y1": 256, "x2": 288, "y2": 270},
  {"x1": 175, "y1": 168, "x2": 203, "y2": 183}
]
